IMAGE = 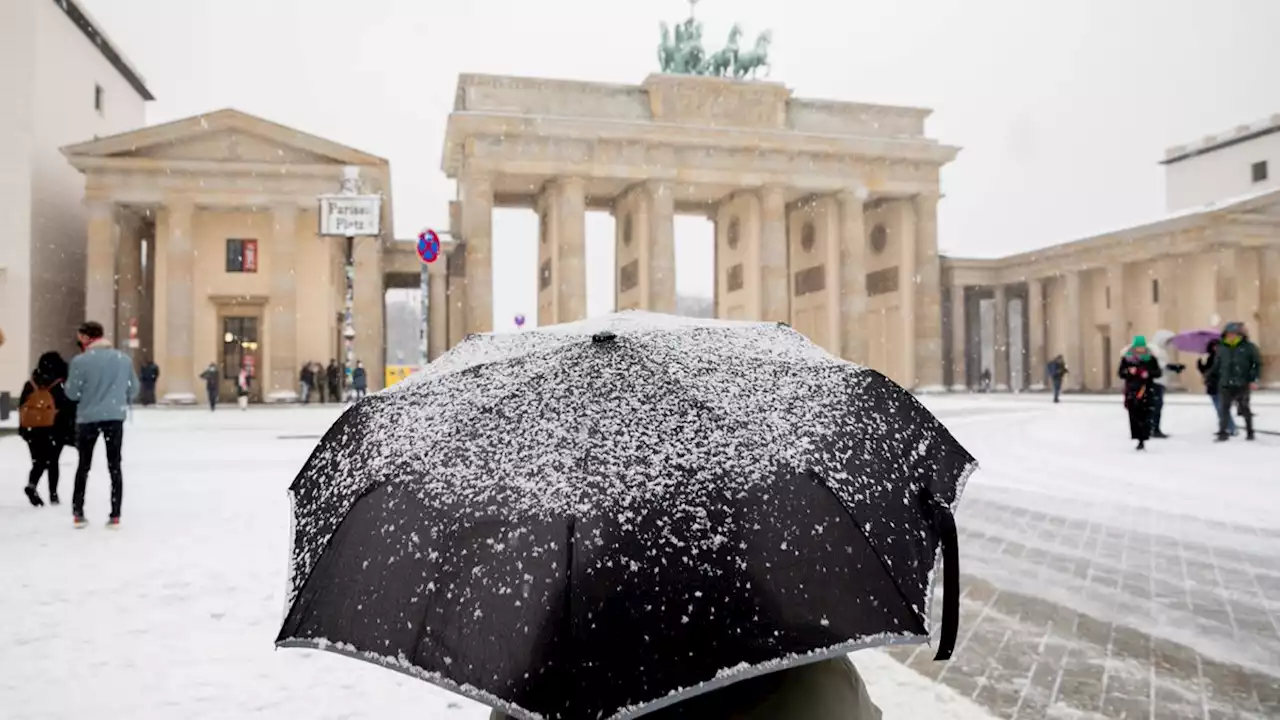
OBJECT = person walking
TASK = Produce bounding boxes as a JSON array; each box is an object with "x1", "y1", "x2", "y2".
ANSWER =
[
  {"x1": 138, "y1": 358, "x2": 160, "y2": 407},
  {"x1": 1118, "y1": 336, "x2": 1162, "y2": 451},
  {"x1": 64, "y1": 321, "x2": 139, "y2": 528},
  {"x1": 236, "y1": 366, "x2": 251, "y2": 411},
  {"x1": 326, "y1": 359, "x2": 341, "y2": 404},
  {"x1": 1208, "y1": 321, "x2": 1261, "y2": 442},
  {"x1": 1046, "y1": 354, "x2": 1068, "y2": 403},
  {"x1": 1198, "y1": 338, "x2": 1237, "y2": 436},
  {"x1": 351, "y1": 361, "x2": 368, "y2": 401},
  {"x1": 1147, "y1": 330, "x2": 1185, "y2": 438},
  {"x1": 18, "y1": 352, "x2": 77, "y2": 507},
  {"x1": 200, "y1": 362, "x2": 219, "y2": 411},
  {"x1": 488, "y1": 655, "x2": 882, "y2": 720},
  {"x1": 299, "y1": 363, "x2": 315, "y2": 404}
]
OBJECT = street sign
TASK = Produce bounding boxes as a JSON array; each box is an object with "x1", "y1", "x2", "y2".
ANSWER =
[{"x1": 319, "y1": 195, "x2": 382, "y2": 237}]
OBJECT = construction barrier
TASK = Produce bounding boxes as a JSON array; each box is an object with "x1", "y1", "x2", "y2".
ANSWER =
[{"x1": 385, "y1": 365, "x2": 416, "y2": 388}]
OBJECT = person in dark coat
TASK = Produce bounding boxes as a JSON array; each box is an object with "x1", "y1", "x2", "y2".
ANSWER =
[
  {"x1": 299, "y1": 363, "x2": 315, "y2": 404},
  {"x1": 1046, "y1": 354, "x2": 1068, "y2": 403},
  {"x1": 200, "y1": 362, "x2": 220, "y2": 411},
  {"x1": 1207, "y1": 321, "x2": 1262, "y2": 442},
  {"x1": 1197, "y1": 338, "x2": 1236, "y2": 436},
  {"x1": 326, "y1": 359, "x2": 341, "y2": 403},
  {"x1": 1118, "y1": 336, "x2": 1162, "y2": 450},
  {"x1": 351, "y1": 361, "x2": 368, "y2": 400},
  {"x1": 138, "y1": 358, "x2": 160, "y2": 406},
  {"x1": 488, "y1": 655, "x2": 882, "y2": 720},
  {"x1": 18, "y1": 352, "x2": 77, "y2": 506}
]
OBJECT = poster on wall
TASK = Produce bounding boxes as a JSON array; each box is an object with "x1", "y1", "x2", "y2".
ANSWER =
[{"x1": 243, "y1": 240, "x2": 258, "y2": 272}]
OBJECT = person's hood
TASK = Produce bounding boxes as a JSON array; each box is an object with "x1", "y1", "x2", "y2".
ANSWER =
[
  {"x1": 1223, "y1": 321, "x2": 1247, "y2": 338},
  {"x1": 1151, "y1": 329, "x2": 1175, "y2": 348},
  {"x1": 84, "y1": 338, "x2": 113, "y2": 351},
  {"x1": 32, "y1": 351, "x2": 68, "y2": 386}
]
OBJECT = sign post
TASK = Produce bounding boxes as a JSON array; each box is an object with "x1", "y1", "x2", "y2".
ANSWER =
[
  {"x1": 319, "y1": 167, "x2": 382, "y2": 401},
  {"x1": 416, "y1": 229, "x2": 449, "y2": 369}
]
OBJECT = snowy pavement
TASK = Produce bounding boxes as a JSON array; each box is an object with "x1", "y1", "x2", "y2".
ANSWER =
[{"x1": 1, "y1": 394, "x2": 1277, "y2": 719}]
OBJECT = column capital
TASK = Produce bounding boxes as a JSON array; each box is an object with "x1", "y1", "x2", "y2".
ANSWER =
[
  {"x1": 85, "y1": 198, "x2": 116, "y2": 218},
  {"x1": 837, "y1": 185, "x2": 870, "y2": 204},
  {"x1": 458, "y1": 171, "x2": 494, "y2": 193}
]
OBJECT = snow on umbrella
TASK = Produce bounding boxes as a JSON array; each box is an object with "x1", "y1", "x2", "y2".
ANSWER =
[
  {"x1": 276, "y1": 311, "x2": 977, "y2": 720},
  {"x1": 1169, "y1": 328, "x2": 1221, "y2": 354}
]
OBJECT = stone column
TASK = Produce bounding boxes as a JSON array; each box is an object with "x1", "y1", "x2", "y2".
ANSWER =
[
  {"x1": 912, "y1": 193, "x2": 944, "y2": 390},
  {"x1": 1027, "y1": 278, "x2": 1046, "y2": 390},
  {"x1": 161, "y1": 199, "x2": 196, "y2": 403},
  {"x1": 993, "y1": 285, "x2": 1009, "y2": 390},
  {"x1": 950, "y1": 284, "x2": 967, "y2": 390},
  {"x1": 1235, "y1": 247, "x2": 1261, "y2": 330},
  {"x1": 459, "y1": 173, "x2": 493, "y2": 334},
  {"x1": 1064, "y1": 271, "x2": 1084, "y2": 391},
  {"x1": 266, "y1": 203, "x2": 299, "y2": 401},
  {"x1": 897, "y1": 200, "x2": 919, "y2": 388},
  {"x1": 646, "y1": 180, "x2": 677, "y2": 314},
  {"x1": 427, "y1": 253, "x2": 449, "y2": 360},
  {"x1": 115, "y1": 210, "x2": 143, "y2": 360},
  {"x1": 85, "y1": 199, "x2": 118, "y2": 336},
  {"x1": 142, "y1": 225, "x2": 156, "y2": 361},
  {"x1": 837, "y1": 189, "x2": 867, "y2": 362},
  {"x1": 1258, "y1": 246, "x2": 1280, "y2": 387},
  {"x1": 1107, "y1": 264, "x2": 1128, "y2": 381},
  {"x1": 353, "y1": 235, "x2": 385, "y2": 391},
  {"x1": 554, "y1": 177, "x2": 587, "y2": 323},
  {"x1": 758, "y1": 186, "x2": 789, "y2": 323},
  {"x1": 446, "y1": 244, "x2": 468, "y2": 349}
]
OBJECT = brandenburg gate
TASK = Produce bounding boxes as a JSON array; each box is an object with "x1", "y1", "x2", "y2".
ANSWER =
[{"x1": 429, "y1": 72, "x2": 959, "y2": 390}]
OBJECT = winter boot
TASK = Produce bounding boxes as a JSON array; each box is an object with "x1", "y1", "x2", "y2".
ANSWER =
[
  {"x1": 48, "y1": 492, "x2": 60, "y2": 505},
  {"x1": 1136, "y1": 440, "x2": 1146, "y2": 451},
  {"x1": 24, "y1": 486, "x2": 44, "y2": 507},
  {"x1": 1152, "y1": 430, "x2": 1169, "y2": 439},
  {"x1": 73, "y1": 515, "x2": 88, "y2": 529},
  {"x1": 1246, "y1": 432, "x2": 1256, "y2": 441},
  {"x1": 106, "y1": 516, "x2": 121, "y2": 530},
  {"x1": 1215, "y1": 433, "x2": 1230, "y2": 442}
]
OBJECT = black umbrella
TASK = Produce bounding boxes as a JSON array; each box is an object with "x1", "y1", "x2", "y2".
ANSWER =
[{"x1": 277, "y1": 311, "x2": 976, "y2": 720}]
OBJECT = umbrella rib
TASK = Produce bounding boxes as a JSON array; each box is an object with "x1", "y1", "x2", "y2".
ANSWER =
[{"x1": 811, "y1": 476, "x2": 931, "y2": 640}]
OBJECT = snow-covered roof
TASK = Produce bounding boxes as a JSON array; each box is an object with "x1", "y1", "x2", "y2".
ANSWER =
[{"x1": 1162, "y1": 113, "x2": 1280, "y2": 165}]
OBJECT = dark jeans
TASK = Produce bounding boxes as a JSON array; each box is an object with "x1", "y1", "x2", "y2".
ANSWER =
[
  {"x1": 1219, "y1": 386, "x2": 1253, "y2": 437},
  {"x1": 1051, "y1": 377, "x2": 1062, "y2": 402},
  {"x1": 206, "y1": 385, "x2": 218, "y2": 411},
  {"x1": 139, "y1": 382, "x2": 156, "y2": 406},
  {"x1": 1149, "y1": 384, "x2": 1166, "y2": 433},
  {"x1": 1210, "y1": 393, "x2": 1238, "y2": 433},
  {"x1": 72, "y1": 420, "x2": 125, "y2": 518},
  {"x1": 25, "y1": 431, "x2": 64, "y2": 496}
]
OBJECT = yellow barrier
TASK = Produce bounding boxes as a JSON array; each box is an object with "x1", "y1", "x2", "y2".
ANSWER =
[{"x1": 385, "y1": 365, "x2": 416, "y2": 388}]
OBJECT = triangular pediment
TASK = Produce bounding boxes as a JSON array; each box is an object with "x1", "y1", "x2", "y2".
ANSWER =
[{"x1": 61, "y1": 109, "x2": 386, "y2": 167}]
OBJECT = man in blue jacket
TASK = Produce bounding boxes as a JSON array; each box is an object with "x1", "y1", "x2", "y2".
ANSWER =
[{"x1": 65, "y1": 321, "x2": 139, "y2": 528}]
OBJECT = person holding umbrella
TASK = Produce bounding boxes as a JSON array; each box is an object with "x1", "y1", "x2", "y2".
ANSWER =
[
  {"x1": 1208, "y1": 321, "x2": 1261, "y2": 442},
  {"x1": 1118, "y1": 336, "x2": 1162, "y2": 450},
  {"x1": 1147, "y1": 330, "x2": 1185, "y2": 438},
  {"x1": 276, "y1": 314, "x2": 974, "y2": 720},
  {"x1": 1198, "y1": 338, "x2": 1236, "y2": 436}
]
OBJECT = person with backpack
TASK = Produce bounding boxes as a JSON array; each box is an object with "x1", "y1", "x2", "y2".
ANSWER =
[
  {"x1": 64, "y1": 321, "x2": 139, "y2": 529},
  {"x1": 18, "y1": 352, "x2": 77, "y2": 506}
]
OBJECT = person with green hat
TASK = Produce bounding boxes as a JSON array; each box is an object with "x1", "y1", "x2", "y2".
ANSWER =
[
  {"x1": 1117, "y1": 335, "x2": 1162, "y2": 450},
  {"x1": 1207, "y1": 321, "x2": 1261, "y2": 442}
]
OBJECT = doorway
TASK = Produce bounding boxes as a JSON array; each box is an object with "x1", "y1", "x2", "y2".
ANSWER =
[
  {"x1": 1100, "y1": 332, "x2": 1112, "y2": 390},
  {"x1": 220, "y1": 315, "x2": 262, "y2": 402}
]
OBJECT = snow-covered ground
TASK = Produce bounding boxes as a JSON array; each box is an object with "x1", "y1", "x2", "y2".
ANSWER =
[{"x1": 1, "y1": 392, "x2": 1276, "y2": 719}]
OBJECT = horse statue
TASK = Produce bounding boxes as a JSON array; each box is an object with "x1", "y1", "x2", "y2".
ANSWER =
[
  {"x1": 733, "y1": 30, "x2": 772, "y2": 79},
  {"x1": 703, "y1": 24, "x2": 743, "y2": 77},
  {"x1": 679, "y1": 16, "x2": 707, "y2": 74},
  {"x1": 658, "y1": 22, "x2": 677, "y2": 72}
]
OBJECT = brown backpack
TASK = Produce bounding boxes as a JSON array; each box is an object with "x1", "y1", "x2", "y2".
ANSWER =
[{"x1": 19, "y1": 383, "x2": 58, "y2": 429}]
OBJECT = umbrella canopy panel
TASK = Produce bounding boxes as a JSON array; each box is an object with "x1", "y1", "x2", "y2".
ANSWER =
[{"x1": 278, "y1": 312, "x2": 976, "y2": 720}]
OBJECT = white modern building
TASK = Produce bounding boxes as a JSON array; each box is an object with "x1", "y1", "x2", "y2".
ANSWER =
[
  {"x1": 1163, "y1": 113, "x2": 1280, "y2": 211},
  {"x1": 0, "y1": 0, "x2": 152, "y2": 398}
]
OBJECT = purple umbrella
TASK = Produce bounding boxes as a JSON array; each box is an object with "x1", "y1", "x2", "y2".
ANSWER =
[{"x1": 1170, "y1": 329, "x2": 1220, "y2": 354}]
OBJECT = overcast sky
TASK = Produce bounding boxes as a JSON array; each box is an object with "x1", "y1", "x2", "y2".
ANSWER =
[{"x1": 84, "y1": 0, "x2": 1280, "y2": 329}]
